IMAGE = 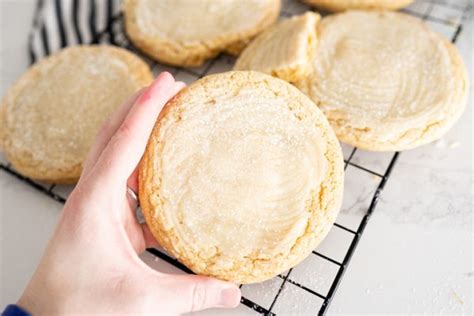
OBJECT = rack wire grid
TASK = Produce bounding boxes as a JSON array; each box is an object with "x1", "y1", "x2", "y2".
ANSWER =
[{"x1": 0, "y1": 0, "x2": 471, "y2": 314}]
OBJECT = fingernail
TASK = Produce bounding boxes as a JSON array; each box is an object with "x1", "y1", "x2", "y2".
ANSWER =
[{"x1": 219, "y1": 287, "x2": 241, "y2": 308}]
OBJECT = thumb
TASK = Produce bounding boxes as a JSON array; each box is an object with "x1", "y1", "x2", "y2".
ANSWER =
[{"x1": 154, "y1": 274, "x2": 241, "y2": 314}]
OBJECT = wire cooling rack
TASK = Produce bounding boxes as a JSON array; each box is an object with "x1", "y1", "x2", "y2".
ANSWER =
[{"x1": 0, "y1": 0, "x2": 470, "y2": 314}]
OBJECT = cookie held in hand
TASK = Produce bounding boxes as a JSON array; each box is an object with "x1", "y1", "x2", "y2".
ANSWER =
[{"x1": 139, "y1": 71, "x2": 344, "y2": 283}]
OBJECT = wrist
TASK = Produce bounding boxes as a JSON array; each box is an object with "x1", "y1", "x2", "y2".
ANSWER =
[
  {"x1": 17, "y1": 287, "x2": 41, "y2": 316},
  {"x1": 17, "y1": 277, "x2": 57, "y2": 316}
]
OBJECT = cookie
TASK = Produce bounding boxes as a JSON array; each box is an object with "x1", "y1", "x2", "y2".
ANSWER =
[
  {"x1": 123, "y1": 0, "x2": 281, "y2": 67},
  {"x1": 0, "y1": 45, "x2": 153, "y2": 183},
  {"x1": 300, "y1": 11, "x2": 468, "y2": 151},
  {"x1": 302, "y1": 0, "x2": 413, "y2": 12},
  {"x1": 234, "y1": 12, "x2": 320, "y2": 84},
  {"x1": 139, "y1": 71, "x2": 344, "y2": 283}
]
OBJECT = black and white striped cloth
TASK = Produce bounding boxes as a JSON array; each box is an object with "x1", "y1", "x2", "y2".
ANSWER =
[{"x1": 28, "y1": 0, "x2": 122, "y2": 64}]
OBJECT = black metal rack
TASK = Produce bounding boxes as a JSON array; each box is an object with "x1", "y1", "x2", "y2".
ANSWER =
[{"x1": 0, "y1": 0, "x2": 470, "y2": 314}]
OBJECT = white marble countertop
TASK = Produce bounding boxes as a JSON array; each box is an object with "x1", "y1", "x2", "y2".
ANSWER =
[{"x1": 0, "y1": 0, "x2": 472, "y2": 314}]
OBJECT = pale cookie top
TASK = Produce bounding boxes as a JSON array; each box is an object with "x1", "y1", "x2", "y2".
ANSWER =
[
  {"x1": 234, "y1": 12, "x2": 320, "y2": 84},
  {"x1": 124, "y1": 0, "x2": 281, "y2": 67},
  {"x1": 303, "y1": 0, "x2": 414, "y2": 12},
  {"x1": 302, "y1": 11, "x2": 468, "y2": 151},
  {"x1": 0, "y1": 45, "x2": 152, "y2": 183},
  {"x1": 139, "y1": 71, "x2": 344, "y2": 283}
]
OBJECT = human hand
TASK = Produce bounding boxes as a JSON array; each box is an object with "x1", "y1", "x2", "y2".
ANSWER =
[{"x1": 17, "y1": 72, "x2": 242, "y2": 315}]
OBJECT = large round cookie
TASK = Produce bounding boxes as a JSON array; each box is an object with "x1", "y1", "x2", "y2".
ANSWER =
[
  {"x1": 124, "y1": 0, "x2": 281, "y2": 67},
  {"x1": 302, "y1": 0, "x2": 413, "y2": 12},
  {"x1": 234, "y1": 12, "x2": 320, "y2": 84},
  {"x1": 301, "y1": 11, "x2": 468, "y2": 151},
  {"x1": 0, "y1": 45, "x2": 153, "y2": 183},
  {"x1": 139, "y1": 71, "x2": 344, "y2": 283}
]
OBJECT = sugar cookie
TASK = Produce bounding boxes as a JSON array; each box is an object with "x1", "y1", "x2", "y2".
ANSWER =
[
  {"x1": 0, "y1": 45, "x2": 153, "y2": 182},
  {"x1": 124, "y1": 0, "x2": 281, "y2": 67},
  {"x1": 301, "y1": 11, "x2": 468, "y2": 151},
  {"x1": 234, "y1": 12, "x2": 320, "y2": 84},
  {"x1": 139, "y1": 71, "x2": 344, "y2": 283},
  {"x1": 303, "y1": 0, "x2": 413, "y2": 12}
]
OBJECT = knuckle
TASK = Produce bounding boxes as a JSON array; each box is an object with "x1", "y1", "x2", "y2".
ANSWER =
[{"x1": 116, "y1": 122, "x2": 133, "y2": 139}]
